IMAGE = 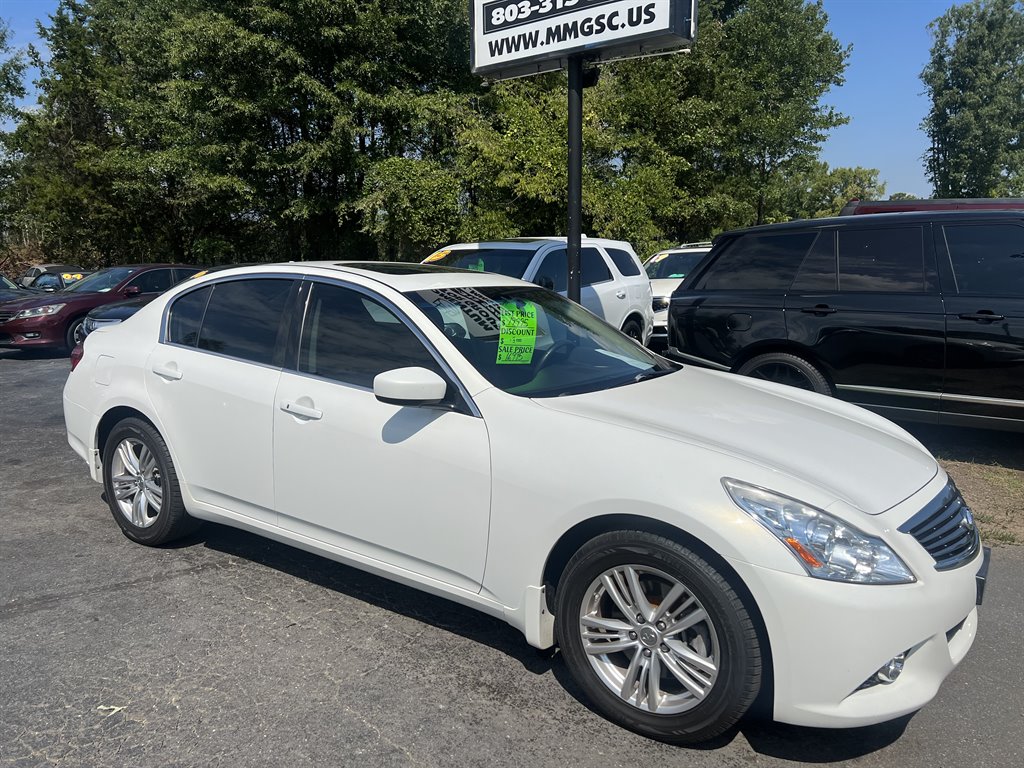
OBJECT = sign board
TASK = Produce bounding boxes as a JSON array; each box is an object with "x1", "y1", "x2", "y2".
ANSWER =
[{"x1": 471, "y1": 0, "x2": 696, "y2": 80}]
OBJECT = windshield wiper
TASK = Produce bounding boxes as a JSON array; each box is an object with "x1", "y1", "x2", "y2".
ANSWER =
[{"x1": 633, "y1": 368, "x2": 676, "y2": 383}]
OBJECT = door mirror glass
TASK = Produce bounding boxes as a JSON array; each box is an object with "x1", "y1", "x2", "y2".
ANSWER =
[{"x1": 373, "y1": 367, "x2": 448, "y2": 406}]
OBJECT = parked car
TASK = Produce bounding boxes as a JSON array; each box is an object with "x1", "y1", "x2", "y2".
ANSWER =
[
  {"x1": 422, "y1": 238, "x2": 653, "y2": 343},
  {"x1": 0, "y1": 274, "x2": 43, "y2": 303},
  {"x1": 29, "y1": 269, "x2": 93, "y2": 292},
  {"x1": 668, "y1": 210, "x2": 1024, "y2": 430},
  {"x1": 65, "y1": 261, "x2": 986, "y2": 744},
  {"x1": 643, "y1": 242, "x2": 711, "y2": 350},
  {"x1": 0, "y1": 264, "x2": 201, "y2": 351},
  {"x1": 74, "y1": 265, "x2": 245, "y2": 344},
  {"x1": 840, "y1": 197, "x2": 1024, "y2": 215},
  {"x1": 14, "y1": 263, "x2": 87, "y2": 288}
]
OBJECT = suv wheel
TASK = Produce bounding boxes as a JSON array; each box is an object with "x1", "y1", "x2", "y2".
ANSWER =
[
  {"x1": 621, "y1": 317, "x2": 643, "y2": 342},
  {"x1": 736, "y1": 352, "x2": 831, "y2": 396}
]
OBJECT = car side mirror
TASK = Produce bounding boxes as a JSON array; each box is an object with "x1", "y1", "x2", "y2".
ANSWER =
[
  {"x1": 123, "y1": 285, "x2": 141, "y2": 296},
  {"x1": 373, "y1": 367, "x2": 447, "y2": 406},
  {"x1": 537, "y1": 276, "x2": 555, "y2": 291}
]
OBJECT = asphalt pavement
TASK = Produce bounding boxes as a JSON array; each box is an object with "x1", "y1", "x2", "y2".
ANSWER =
[{"x1": 1, "y1": 351, "x2": 1022, "y2": 767}]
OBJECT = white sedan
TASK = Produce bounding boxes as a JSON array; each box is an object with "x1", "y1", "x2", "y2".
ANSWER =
[{"x1": 63, "y1": 262, "x2": 988, "y2": 744}]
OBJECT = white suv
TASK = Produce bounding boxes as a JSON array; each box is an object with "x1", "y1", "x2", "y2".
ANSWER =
[
  {"x1": 643, "y1": 242, "x2": 712, "y2": 350},
  {"x1": 423, "y1": 237, "x2": 654, "y2": 343}
]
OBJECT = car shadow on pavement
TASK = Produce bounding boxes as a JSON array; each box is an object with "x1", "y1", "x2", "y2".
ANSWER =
[
  {"x1": 904, "y1": 423, "x2": 1024, "y2": 471},
  {"x1": 185, "y1": 522, "x2": 557, "y2": 677},
  {"x1": 0, "y1": 348, "x2": 70, "y2": 361},
  {"x1": 184, "y1": 521, "x2": 912, "y2": 761}
]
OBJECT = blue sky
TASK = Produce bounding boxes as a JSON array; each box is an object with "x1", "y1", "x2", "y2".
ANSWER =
[{"x1": 2, "y1": 0, "x2": 959, "y2": 197}]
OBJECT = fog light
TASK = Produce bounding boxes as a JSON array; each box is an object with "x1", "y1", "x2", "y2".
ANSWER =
[
  {"x1": 23, "y1": 332, "x2": 41, "y2": 339},
  {"x1": 858, "y1": 652, "x2": 907, "y2": 690}
]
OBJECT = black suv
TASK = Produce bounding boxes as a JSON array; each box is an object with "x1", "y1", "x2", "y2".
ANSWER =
[{"x1": 668, "y1": 211, "x2": 1024, "y2": 431}]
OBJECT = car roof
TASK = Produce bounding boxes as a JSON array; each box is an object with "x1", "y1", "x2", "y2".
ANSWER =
[
  {"x1": 716, "y1": 209, "x2": 1024, "y2": 240},
  {"x1": 443, "y1": 237, "x2": 634, "y2": 250},
  {"x1": 202, "y1": 261, "x2": 533, "y2": 292}
]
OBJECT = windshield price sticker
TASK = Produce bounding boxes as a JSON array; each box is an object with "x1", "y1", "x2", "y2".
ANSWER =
[
  {"x1": 497, "y1": 301, "x2": 538, "y2": 364},
  {"x1": 424, "y1": 249, "x2": 451, "y2": 263}
]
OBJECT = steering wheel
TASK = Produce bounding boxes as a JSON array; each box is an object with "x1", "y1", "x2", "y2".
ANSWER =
[{"x1": 532, "y1": 340, "x2": 574, "y2": 369}]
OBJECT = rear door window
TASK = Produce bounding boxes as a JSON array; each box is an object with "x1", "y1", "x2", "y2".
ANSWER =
[
  {"x1": 167, "y1": 287, "x2": 212, "y2": 347},
  {"x1": 581, "y1": 248, "x2": 612, "y2": 285},
  {"x1": 837, "y1": 227, "x2": 926, "y2": 292},
  {"x1": 698, "y1": 232, "x2": 815, "y2": 290},
  {"x1": 605, "y1": 247, "x2": 642, "y2": 277},
  {"x1": 791, "y1": 232, "x2": 838, "y2": 291},
  {"x1": 942, "y1": 223, "x2": 1024, "y2": 297},
  {"x1": 196, "y1": 279, "x2": 294, "y2": 365}
]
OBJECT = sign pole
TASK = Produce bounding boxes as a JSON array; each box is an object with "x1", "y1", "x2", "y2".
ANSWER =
[{"x1": 566, "y1": 54, "x2": 583, "y2": 305}]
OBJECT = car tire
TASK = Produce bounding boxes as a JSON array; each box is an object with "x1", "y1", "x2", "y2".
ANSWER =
[
  {"x1": 102, "y1": 417, "x2": 200, "y2": 546},
  {"x1": 555, "y1": 531, "x2": 761, "y2": 744},
  {"x1": 736, "y1": 352, "x2": 831, "y2": 396},
  {"x1": 621, "y1": 317, "x2": 643, "y2": 343},
  {"x1": 64, "y1": 318, "x2": 85, "y2": 352}
]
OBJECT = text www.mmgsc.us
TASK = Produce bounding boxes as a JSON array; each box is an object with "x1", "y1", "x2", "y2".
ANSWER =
[{"x1": 486, "y1": 3, "x2": 657, "y2": 57}]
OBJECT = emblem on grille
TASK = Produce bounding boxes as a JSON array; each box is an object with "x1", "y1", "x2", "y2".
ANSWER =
[{"x1": 960, "y1": 505, "x2": 975, "y2": 532}]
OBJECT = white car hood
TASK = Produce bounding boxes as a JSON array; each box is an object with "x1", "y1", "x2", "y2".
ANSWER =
[
  {"x1": 534, "y1": 368, "x2": 938, "y2": 514},
  {"x1": 650, "y1": 278, "x2": 683, "y2": 299}
]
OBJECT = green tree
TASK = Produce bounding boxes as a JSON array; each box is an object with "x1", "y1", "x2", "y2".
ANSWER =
[
  {"x1": 775, "y1": 161, "x2": 885, "y2": 220},
  {"x1": 922, "y1": 0, "x2": 1024, "y2": 197}
]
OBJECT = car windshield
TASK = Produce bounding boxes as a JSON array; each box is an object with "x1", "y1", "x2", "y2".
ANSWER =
[
  {"x1": 645, "y1": 251, "x2": 708, "y2": 279},
  {"x1": 423, "y1": 248, "x2": 536, "y2": 279},
  {"x1": 62, "y1": 267, "x2": 137, "y2": 293},
  {"x1": 406, "y1": 286, "x2": 677, "y2": 398}
]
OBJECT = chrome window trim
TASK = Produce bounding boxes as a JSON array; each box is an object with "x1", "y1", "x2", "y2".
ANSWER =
[{"x1": 666, "y1": 349, "x2": 730, "y2": 371}]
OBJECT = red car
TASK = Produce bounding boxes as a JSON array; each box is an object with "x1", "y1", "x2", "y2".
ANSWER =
[{"x1": 0, "y1": 264, "x2": 201, "y2": 351}]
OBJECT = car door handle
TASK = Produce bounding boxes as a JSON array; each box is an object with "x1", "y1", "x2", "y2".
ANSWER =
[
  {"x1": 958, "y1": 311, "x2": 1005, "y2": 322},
  {"x1": 280, "y1": 401, "x2": 323, "y2": 420},
  {"x1": 800, "y1": 305, "x2": 837, "y2": 315},
  {"x1": 615, "y1": 290, "x2": 626, "y2": 299},
  {"x1": 151, "y1": 364, "x2": 182, "y2": 381}
]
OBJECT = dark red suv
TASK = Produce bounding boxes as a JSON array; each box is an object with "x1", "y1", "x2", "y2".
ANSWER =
[{"x1": 0, "y1": 264, "x2": 201, "y2": 351}]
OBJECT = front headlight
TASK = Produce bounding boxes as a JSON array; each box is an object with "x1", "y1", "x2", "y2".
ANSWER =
[
  {"x1": 14, "y1": 303, "x2": 66, "y2": 319},
  {"x1": 723, "y1": 478, "x2": 915, "y2": 584}
]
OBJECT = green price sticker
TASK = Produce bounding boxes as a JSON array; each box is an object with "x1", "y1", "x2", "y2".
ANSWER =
[{"x1": 497, "y1": 301, "x2": 537, "y2": 364}]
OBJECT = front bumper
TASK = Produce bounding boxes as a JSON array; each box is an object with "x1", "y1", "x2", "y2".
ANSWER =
[
  {"x1": 0, "y1": 316, "x2": 66, "y2": 348},
  {"x1": 728, "y1": 475, "x2": 988, "y2": 729}
]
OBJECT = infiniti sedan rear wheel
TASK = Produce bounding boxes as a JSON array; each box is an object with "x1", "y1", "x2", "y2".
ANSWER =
[
  {"x1": 555, "y1": 531, "x2": 761, "y2": 744},
  {"x1": 102, "y1": 417, "x2": 200, "y2": 545}
]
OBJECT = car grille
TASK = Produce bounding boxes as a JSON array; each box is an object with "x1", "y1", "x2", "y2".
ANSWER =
[
  {"x1": 0, "y1": 310, "x2": 15, "y2": 324},
  {"x1": 898, "y1": 481, "x2": 980, "y2": 571}
]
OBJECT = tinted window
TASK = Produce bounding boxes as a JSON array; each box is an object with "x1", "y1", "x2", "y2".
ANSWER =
[
  {"x1": 64, "y1": 267, "x2": 137, "y2": 293},
  {"x1": 943, "y1": 223, "x2": 1024, "y2": 296},
  {"x1": 606, "y1": 248, "x2": 642, "y2": 277},
  {"x1": 127, "y1": 269, "x2": 174, "y2": 294},
  {"x1": 791, "y1": 232, "x2": 838, "y2": 291},
  {"x1": 174, "y1": 268, "x2": 203, "y2": 283},
  {"x1": 299, "y1": 283, "x2": 441, "y2": 388},
  {"x1": 699, "y1": 232, "x2": 815, "y2": 290},
  {"x1": 582, "y1": 248, "x2": 612, "y2": 285},
  {"x1": 425, "y1": 248, "x2": 535, "y2": 278},
  {"x1": 198, "y1": 279, "x2": 293, "y2": 365},
  {"x1": 535, "y1": 249, "x2": 568, "y2": 292},
  {"x1": 645, "y1": 251, "x2": 708, "y2": 279},
  {"x1": 838, "y1": 227, "x2": 925, "y2": 292},
  {"x1": 32, "y1": 273, "x2": 61, "y2": 290},
  {"x1": 167, "y1": 286, "x2": 212, "y2": 347}
]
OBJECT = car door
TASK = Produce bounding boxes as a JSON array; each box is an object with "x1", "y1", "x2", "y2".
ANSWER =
[
  {"x1": 272, "y1": 280, "x2": 491, "y2": 591},
  {"x1": 670, "y1": 230, "x2": 811, "y2": 368},
  {"x1": 146, "y1": 277, "x2": 298, "y2": 524},
  {"x1": 785, "y1": 224, "x2": 946, "y2": 419},
  {"x1": 936, "y1": 219, "x2": 1024, "y2": 425}
]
